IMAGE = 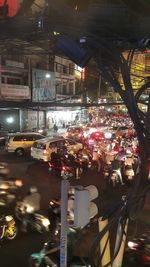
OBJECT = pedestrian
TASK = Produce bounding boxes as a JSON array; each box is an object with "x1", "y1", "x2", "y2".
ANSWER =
[{"x1": 53, "y1": 124, "x2": 58, "y2": 133}]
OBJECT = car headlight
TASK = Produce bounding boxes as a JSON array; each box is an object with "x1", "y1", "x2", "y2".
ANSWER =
[{"x1": 42, "y1": 218, "x2": 50, "y2": 227}]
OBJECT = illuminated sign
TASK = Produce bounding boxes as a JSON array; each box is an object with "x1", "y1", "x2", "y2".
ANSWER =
[{"x1": 0, "y1": 0, "x2": 19, "y2": 17}]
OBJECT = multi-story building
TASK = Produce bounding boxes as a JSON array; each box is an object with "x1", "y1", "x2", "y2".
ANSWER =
[{"x1": 0, "y1": 53, "x2": 78, "y2": 132}]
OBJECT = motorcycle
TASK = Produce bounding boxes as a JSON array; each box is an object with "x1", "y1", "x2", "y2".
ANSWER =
[
  {"x1": 103, "y1": 163, "x2": 112, "y2": 179},
  {"x1": 29, "y1": 239, "x2": 60, "y2": 267},
  {"x1": 123, "y1": 234, "x2": 150, "y2": 267},
  {"x1": 60, "y1": 165, "x2": 74, "y2": 179},
  {"x1": 29, "y1": 227, "x2": 80, "y2": 267},
  {"x1": 48, "y1": 161, "x2": 62, "y2": 177},
  {"x1": 109, "y1": 171, "x2": 121, "y2": 187},
  {"x1": 0, "y1": 215, "x2": 17, "y2": 241},
  {"x1": 0, "y1": 178, "x2": 23, "y2": 206},
  {"x1": 123, "y1": 164, "x2": 135, "y2": 182},
  {"x1": 15, "y1": 201, "x2": 50, "y2": 234}
]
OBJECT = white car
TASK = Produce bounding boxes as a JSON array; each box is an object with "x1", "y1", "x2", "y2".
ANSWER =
[{"x1": 31, "y1": 136, "x2": 83, "y2": 162}]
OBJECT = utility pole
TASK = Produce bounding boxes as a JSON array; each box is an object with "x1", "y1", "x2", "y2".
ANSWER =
[
  {"x1": 112, "y1": 218, "x2": 129, "y2": 267},
  {"x1": 60, "y1": 179, "x2": 69, "y2": 267}
]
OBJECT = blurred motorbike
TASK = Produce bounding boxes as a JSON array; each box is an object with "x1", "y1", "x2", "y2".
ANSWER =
[
  {"x1": 48, "y1": 161, "x2": 63, "y2": 177},
  {"x1": 0, "y1": 178, "x2": 23, "y2": 206},
  {"x1": 29, "y1": 227, "x2": 80, "y2": 267},
  {"x1": 15, "y1": 201, "x2": 50, "y2": 234},
  {"x1": 123, "y1": 235, "x2": 150, "y2": 267},
  {"x1": 109, "y1": 171, "x2": 121, "y2": 187},
  {"x1": 0, "y1": 215, "x2": 17, "y2": 241},
  {"x1": 103, "y1": 163, "x2": 112, "y2": 178},
  {"x1": 123, "y1": 165, "x2": 135, "y2": 182}
]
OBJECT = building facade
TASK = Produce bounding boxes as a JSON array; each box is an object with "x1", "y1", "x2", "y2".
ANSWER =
[{"x1": 0, "y1": 54, "x2": 78, "y2": 131}]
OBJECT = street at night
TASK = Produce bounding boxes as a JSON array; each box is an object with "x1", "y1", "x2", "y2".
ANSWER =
[
  {"x1": 0, "y1": 149, "x2": 150, "y2": 267},
  {"x1": 0, "y1": 1, "x2": 149, "y2": 267}
]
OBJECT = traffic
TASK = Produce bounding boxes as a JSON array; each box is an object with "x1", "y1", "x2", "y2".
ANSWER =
[{"x1": 0, "y1": 113, "x2": 147, "y2": 267}]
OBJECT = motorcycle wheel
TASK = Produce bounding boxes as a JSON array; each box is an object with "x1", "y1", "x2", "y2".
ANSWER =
[{"x1": 6, "y1": 226, "x2": 18, "y2": 240}]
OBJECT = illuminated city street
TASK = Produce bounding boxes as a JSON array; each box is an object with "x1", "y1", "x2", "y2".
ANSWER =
[{"x1": 0, "y1": 1, "x2": 149, "y2": 267}]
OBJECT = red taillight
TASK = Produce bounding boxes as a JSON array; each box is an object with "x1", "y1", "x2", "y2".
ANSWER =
[
  {"x1": 95, "y1": 133, "x2": 100, "y2": 136},
  {"x1": 78, "y1": 133, "x2": 82, "y2": 138},
  {"x1": 62, "y1": 166, "x2": 66, "y2": 171}
]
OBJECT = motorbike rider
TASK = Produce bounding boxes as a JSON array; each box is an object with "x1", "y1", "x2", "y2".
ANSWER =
[
  {"x1": 48, "y1": 199, "x2": 61, "y2": 233},
  {"x1": 0, "y1": 162, "x2": 10, "y2": 182},
  {"x1": 21, "y1": 186, "x2": 40, "y2": 232},
  {"x1": 50, "y1": 145, "x2": 62, "y2": 167},
  {"x1": 92, "y1": 147, "x2": 101, "y2": 172},
  {"x1": 67, "y1": 150, "x2": 81, "y2": 179},
  {"x1": 111, "y1": 157, "x2": 124, "y2": 185}
]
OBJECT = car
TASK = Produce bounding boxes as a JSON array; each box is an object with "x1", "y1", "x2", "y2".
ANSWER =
[
  {"x1": 5, "y1": 132, "x2": 45, "y2": 156},
  {"x1": 107, "y1": 125, "x2": 135, "y2": 138},
  {"x1": 84, "y1": 131, "x2": 105, "y2": 146},
  {"x1": 64, "y1": 126, "x2": 84, "y2": 142},
  {"x1": 115, "y1": 126, "x2": 135, "y2": 138},
  {"x1": 31, "y1": 136, "x2": 83, "y2": 162}
]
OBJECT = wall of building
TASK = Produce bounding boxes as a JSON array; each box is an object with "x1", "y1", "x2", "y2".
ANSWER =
[{"x1": 21, "y1": 110, "x2": 46, "y2": 131}]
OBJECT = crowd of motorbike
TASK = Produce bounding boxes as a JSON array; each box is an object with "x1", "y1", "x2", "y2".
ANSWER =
[
  {"x1": 0, "y1": 117, "x2": 144, "y2": 267},
  {"x1": 48, "y1": 124, "x2": 139, "y2": 189}
]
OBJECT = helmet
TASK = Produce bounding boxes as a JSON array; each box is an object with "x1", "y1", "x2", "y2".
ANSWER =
[
  {"x1": 126, "y1": 149, "x2": 132, "y2": 156},
  {"x1": 30, "y1": 186, "x2": 38, "y2": 194}
]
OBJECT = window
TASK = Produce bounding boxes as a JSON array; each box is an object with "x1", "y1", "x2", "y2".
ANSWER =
[
  {"x1": 63, "y1": 65, "x2": 68, "y2": 74},
  {"x1": 65, "y1": 139, "x2": 75, "y2": 145},
  {"x1": 49, "y1": 141, "x2": 58, "y2": 149},
  {"x1": 32, "y1": 135, "x2": 44, "y2": 141},
  {"x1": 33, "y1": 142, "x2": 46, "y2": 149},
  {"x1": 7, "y1": 77, "x2": 21, "y2": 85},
  {"x1": 69, "y1": 64, "x2": 74, "y2": 75},
  {"x1": 55, "y1": 63, "x2": 62, "y2": 73},
  {"x1": 62, "y1": 83, "x2": 67, "y2": 94},
  {"x1": 56, "y1": 140, "x2": 65, "y2": 148},
  {"x1": 13, "y1": 135, "x2": 27, "y2": 141}
]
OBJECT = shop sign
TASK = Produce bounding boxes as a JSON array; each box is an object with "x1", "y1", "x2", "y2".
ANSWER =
[{"x1": 0, "y1": 84, "x2": 30, "y2": 99}]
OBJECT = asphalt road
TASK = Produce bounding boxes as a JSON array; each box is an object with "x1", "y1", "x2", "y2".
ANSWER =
[{"x1": 0, "y1": 151, "x2": 150, "y2": 267}]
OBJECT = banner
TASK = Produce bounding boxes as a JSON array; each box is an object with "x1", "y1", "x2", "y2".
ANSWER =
[{"x1": 32, "y1": 69, "x2": 56, "y2": 102}]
